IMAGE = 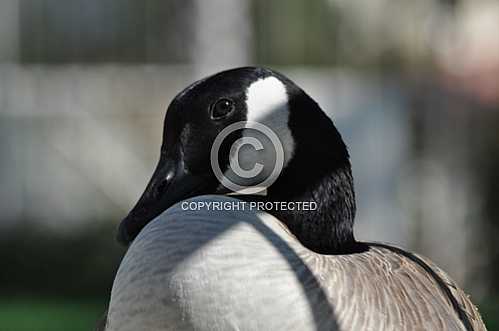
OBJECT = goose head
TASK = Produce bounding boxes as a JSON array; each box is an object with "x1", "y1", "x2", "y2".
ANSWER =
[{"x1": 118, "y1": 67, "x2": 356, "y2": 253}]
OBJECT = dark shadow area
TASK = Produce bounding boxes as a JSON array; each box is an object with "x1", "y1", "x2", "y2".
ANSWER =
[{"x1": 0, "y1": 222, "x2": 125, "y2": 299}]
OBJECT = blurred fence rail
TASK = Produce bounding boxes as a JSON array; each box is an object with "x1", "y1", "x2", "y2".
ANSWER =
[{"x1": 0, "y1": 65, "x2": 193, "y2": 228}]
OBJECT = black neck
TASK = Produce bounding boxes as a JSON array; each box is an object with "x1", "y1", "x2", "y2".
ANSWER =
[
  {"x1": 265, "y1": 84, "x2": 357, "y2": 254},
  {"x1": 266, "y1": 160, "x2": 357, "y2": 254}
]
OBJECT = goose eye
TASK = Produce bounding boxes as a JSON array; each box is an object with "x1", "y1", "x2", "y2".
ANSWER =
[{"x1": 210, "y1": 98, "x2": 235, "y2": 120}]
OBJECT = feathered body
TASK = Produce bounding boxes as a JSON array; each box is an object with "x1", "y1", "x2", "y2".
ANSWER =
[{"x1": 106, "y1": 196, "x2": 484, "y2": 331}]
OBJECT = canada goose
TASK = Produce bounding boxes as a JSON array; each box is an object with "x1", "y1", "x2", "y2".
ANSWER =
[{"x1": 103, "y1": 67, "x2": 486, "y2": 331}]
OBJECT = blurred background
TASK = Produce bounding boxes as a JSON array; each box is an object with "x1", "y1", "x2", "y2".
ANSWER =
[{"x1": 0, "y1": 0, "x2": 498, "y2": 330}]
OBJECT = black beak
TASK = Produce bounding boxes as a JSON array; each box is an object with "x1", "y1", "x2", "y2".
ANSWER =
[{"x1": 117, "y1": 153, "x2": 212, "y2": 246}]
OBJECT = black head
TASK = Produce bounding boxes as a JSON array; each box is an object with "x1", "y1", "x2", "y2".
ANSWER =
[{"x1": 118, "y1": 67, "x2": 356, "y2": 253}]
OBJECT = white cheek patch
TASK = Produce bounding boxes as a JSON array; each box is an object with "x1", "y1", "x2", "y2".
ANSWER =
[
  {"x1": 244, "y1": 76, "x2": 295, "y2": 167},
  {"x1": 219, "y1": 75, "x2": 296, "y2": 194}
]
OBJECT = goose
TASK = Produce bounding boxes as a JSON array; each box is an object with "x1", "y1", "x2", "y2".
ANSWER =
[{"x1": 102, "y1": 67, "x2": 486, "y2": 331}]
